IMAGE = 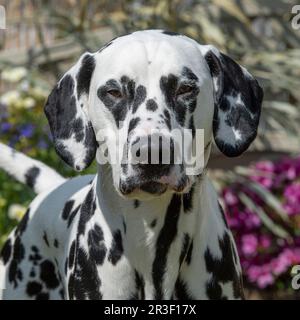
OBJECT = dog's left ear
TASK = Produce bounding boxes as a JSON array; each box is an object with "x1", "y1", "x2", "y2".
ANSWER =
[
  {"x1": 45, "y1": 52, "x2": 97, "y2": 171},
  {"x1": 200, "y1": 45, "x2": 263, "y2": 157}
]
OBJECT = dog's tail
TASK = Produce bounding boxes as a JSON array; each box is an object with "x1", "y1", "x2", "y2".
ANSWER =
[{"x1": 0, "y1": 142, "x2": 66, "y2": 194}]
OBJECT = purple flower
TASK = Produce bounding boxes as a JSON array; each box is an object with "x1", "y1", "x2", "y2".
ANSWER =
[
  {"x1": 19, "y1": 124, "x2": 35, "y2": 138},
  {"x1": 1, "y1": 122, "x2": 12, "y2": 132}
]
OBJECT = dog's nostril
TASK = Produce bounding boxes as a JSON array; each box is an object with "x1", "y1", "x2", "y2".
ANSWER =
[{"x1": 136, "y1": 148, "x2": 140, "y2": 158}]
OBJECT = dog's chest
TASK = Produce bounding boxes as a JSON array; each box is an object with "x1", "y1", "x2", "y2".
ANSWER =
[
  {"x1": 64, "y1": 187, "x2": 197, "y2": 299},
  {"x1": 61, "y1": 181, "x2": 243, "y2": 300}
]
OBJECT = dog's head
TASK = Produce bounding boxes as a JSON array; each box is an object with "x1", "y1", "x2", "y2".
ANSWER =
[{"x1": 45, "y1": 30, "x2": 263, "y2": 200}]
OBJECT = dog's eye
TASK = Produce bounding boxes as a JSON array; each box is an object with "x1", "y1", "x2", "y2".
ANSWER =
[
  {"x1": 176, "y1": 85, "x2": 194, "y2": 97},
  {"x1": 107, "y1": 89, "x2": 123, "y2": 99}
]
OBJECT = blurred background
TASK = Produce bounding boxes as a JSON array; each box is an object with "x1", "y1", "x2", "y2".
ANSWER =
[{"x1": 0, "y1": 0, "x2": 300, "y2": 299}]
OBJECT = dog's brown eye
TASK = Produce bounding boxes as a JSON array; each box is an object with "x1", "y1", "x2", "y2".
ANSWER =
[
  {"x1": 107, "y1": 89, "x2": 122, "y2": 99},
  {"x1": 176, "y1": 85, "x2": 194, "y2": 96}
]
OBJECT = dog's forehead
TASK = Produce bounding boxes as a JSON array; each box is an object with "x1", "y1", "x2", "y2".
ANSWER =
[{"x1": 93, "y1": 30, "x2": 207, "y2": 82}]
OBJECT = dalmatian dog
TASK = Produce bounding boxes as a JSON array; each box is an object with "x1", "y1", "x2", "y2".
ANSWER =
[{"x1": 0, "y1": 30, "x2": 263, "y2": 300}]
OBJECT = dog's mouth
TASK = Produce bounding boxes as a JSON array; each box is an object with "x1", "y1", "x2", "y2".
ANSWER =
[
  {"x1": 119, "y1": 174, "x2": 191, "y2": 197},
  {"x1": 140, "y1": 181, "x2": 167, "y2": 195}
]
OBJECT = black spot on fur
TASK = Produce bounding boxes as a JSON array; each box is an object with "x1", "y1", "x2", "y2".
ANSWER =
[
  {"x1": 25, "y1": 167, "x2": 40, "y2": 189},
  {"x1": 128, "y1": 117, "x2": 140, "y2": 135},
  {"x1": 68, "y1": 247, "x2": 102, "y2": 300},
  {"x1": 150, "y1": 219, "x2": 157, "y2": 228},
  {"x1": 78, "y1": 188, "x2": 96, "y2": 236},
  {"x1": 29, "y1": 246, "x2": 42, "y2": 264},
  {"x1": 186, "y1": 240, "x2": 193, "y2": 265},
  {"x1": 132, "y1": 85, "x2": 147, "y2": 114},
  {"x1": 62, "y1": 200, "x2": 74, "y2": 220},
  {"x1": 68, "y1": 241, "x2": 76, "y2": 270},
  {"x1": 68, "y1": 187, "x2": 103, "y2": 300},
  {"x1": 182, "y1": 66, "x2": 199, "y2": 82},
  {"x1": 36, "y1": 292, "x2": 50, "y2": 300},
  {"x1": 76, "y1": 54, "x2": 95, "y2": 100},
  {"x1": 108, "y1": 230, "x2": 123, "y2": 265},
  {"x1": 133, "y1": 200, "x2": 140, "y2": 208},
  {"x1": 98, "y1": 77, "x2": 146, "y2": 127},
  {"x1": 7, "y1": 211, "x2": 30, "y2": 288},
  {"x1": 146, "y1": 99, "x2": 158, "y2": 111},
  {"x1": 1, "y1": 238, "x2": 12, "y2": 265},
  {"x1": 133, "y1": 270, "x2": 145, "y2": 300},
  {"x1": 16, "y1": 209, "x2": 29, "y2": 235},
  {"x1": 189, "y1": 115, "x2": 195, "y2": 138},
  {"x1": 160, "y1": 67, "x2": 199, "y2": 127},
  {"x1": 88, "y1": 224, "x2": 107, "y2": 265},
  {"x1": 152, "y1": 194, "x2": 181, "y2": 299},
  {"x1": 206, "y1": 278, "x2": 224, "y2": 300},
  {"x1": 204, "y1": 232, "x2": 244, "y2": 299},
  {"x1": 64, "y1": 258, "x2": 68, "y2": 276},
  {"x1": 179, "y1": 233, "x2": 190, "y2": 266},
  {"x1": 174, "y1": 278, "x2": 194, "y2": 300},
  {"x1": 163, "y1": 109, "x2": 171, "y2": 130},
  {"x1": 122, "y1": 218, "x2": 127, "y2": 234},
  {"x1": 68, "y1": 205, "x2": 81, "y2": 228},
  {"x1": 40, "y1": 260, "x2": 60, "y2": 289},
  {"x1": 183, "y1": 186, "x2": 194, "y2": 213},
  {"x1": 43, "y1": 232, "x2": 50, "y2": 247},
  {"x1": 8, "y1": 237, "x2": 25, "y2": 287},
  {"x1": 54, "y1": 239, "x2": 59, "y2": 248},
  {"x1": 26, "y1": 281, "x2": 42, "y2": 297}
]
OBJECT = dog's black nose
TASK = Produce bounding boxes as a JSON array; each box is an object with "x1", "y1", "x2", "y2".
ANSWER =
[{"x1": 131, "y1": 134, "x2": 174, "y2": 176}]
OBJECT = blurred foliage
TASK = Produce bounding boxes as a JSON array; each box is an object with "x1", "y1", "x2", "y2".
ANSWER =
[{"x1": 0, "y1": 67, "x2": 96, "y2": 245}]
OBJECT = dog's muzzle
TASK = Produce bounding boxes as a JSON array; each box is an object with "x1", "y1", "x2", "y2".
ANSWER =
[{"x1": 119, "y1": 133, "x2": 190, "y2": 197}]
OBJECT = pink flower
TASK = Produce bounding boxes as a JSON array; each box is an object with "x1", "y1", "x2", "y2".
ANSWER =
[
  {"x1": 283, "y1": 183, "x2": 300, "y2": 215},
  {"x1": 220, "y1": 154, "x2": 300, "y2": 290},
  {"x1": 251, "y1": 176, "x2": 273, "y2": 189},
  {"x1": 260, "y1": 235, "x2": 271, "y2": 249},
  {"x1": 254, "y1": 161, "x2": 275, "y2": 173},
  {"x1": 247, "y1": 265, "x2": 261, "y2": 282},
  {"x1": 223, "y1": 189, "x2": 238, "y2": 206},
  {"x1": 244, "y1": 211, "x2": 261, "y2": 229},
  {"x1": 257, "y1": 273, "x2": 274, "y2": 288},
  {"x1": 241, "y1": 234, "x2": 258, "y2": 256}
]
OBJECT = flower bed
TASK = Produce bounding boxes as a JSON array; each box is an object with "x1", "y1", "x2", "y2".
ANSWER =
[{"x1": 222, "y1": 156, "x2": 300, "y2": 296}]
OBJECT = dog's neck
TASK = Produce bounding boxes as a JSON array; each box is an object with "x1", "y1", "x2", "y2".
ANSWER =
[
  {"x1": 89, "y1": 166, "x2": 210, "y2": 299},
  {"x1": 94, "y1": 164, "x2": 205, "y2": 270}
]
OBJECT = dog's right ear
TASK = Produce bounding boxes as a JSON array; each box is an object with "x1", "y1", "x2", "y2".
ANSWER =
[{"x1": 45, "y1": 53, "x2": 97, "y2": 171}]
